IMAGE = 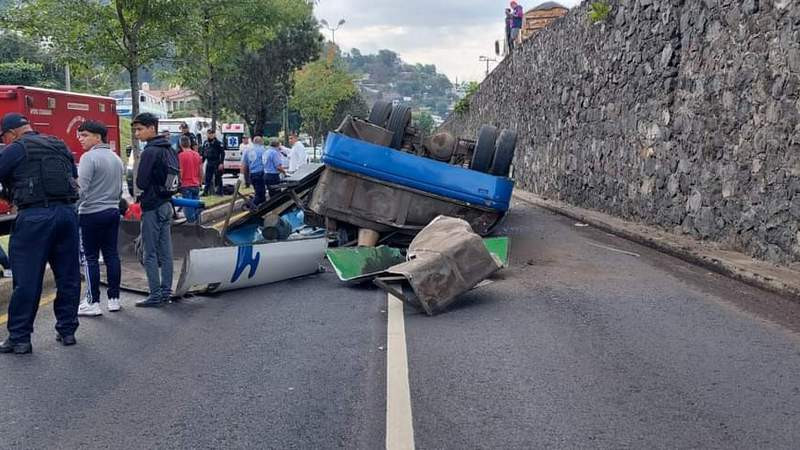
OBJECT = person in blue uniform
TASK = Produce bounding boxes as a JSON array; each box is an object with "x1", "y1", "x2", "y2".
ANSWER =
[{"x1": 0, "y1": 113, "x2": 82, "y2": 355}]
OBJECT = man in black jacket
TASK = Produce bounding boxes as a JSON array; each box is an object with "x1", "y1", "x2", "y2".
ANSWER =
[
  {"x1": 133, "y1": 112, "x2": 175, "y2": 308},
  {"x1": 201, "y1": 129, "x2": 225, "y2": 196}
]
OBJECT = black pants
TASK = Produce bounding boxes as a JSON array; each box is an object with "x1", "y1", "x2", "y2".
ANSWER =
[
  {"x1": 265, "y1": 173, "x2": 281, "y2": 198},
  {"x1": 250, "y1": 173, "x2": 266, "y2": 206},
  {"x1": 8, "y1": 205, "x2": 80, "y2": 343},
  {"x1": 203, "y1": 161, "x2": 223, "y2": 195},
  {"x1": 79, "y1": 208, "x2": 121, "y2": 303}
]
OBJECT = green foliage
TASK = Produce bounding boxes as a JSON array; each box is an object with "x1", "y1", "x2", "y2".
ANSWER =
[
  {"x1": 290, "y1": 59, "x2": 359, "y2": 141},
  {"x1": 588, "y1": 1, "x2": 612, "y2": 24},
  {"x1": 0, "y1": 61, "x2": 43, "y2": 85},
  {"x1": 453, "y1": 82, "x2": 479, "y2": 116},
  {"x1": 413, "y1": 111, "x2": 434, "y2": 135},
  {"x1": 172, "y1": 0, "x2": 307, "y2": 129},
  {"x1": 217, "y1": 12, "x2": 323, "y2": 136}
]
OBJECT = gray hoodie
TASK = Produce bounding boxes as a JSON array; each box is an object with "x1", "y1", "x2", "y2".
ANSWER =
[{"x1": 77, "y1": 143, "x2": 124, "y2": 215}]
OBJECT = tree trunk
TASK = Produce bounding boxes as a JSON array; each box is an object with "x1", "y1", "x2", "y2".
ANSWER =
[
  {"x1": 129, "y1": 55, "x2": 141, "y2": 196},
  {"x1": 203, "y1": 13, "x2": 218, "y2": 131}
]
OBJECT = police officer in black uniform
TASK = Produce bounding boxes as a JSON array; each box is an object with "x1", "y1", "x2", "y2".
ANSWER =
[{"x1": 0, "y1": 113, "x2": 82, "y2": 355}]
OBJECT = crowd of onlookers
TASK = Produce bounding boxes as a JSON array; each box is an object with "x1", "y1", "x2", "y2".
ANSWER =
[{"x1": 0, "y1": 109, "x2": 308, "y2": 355}]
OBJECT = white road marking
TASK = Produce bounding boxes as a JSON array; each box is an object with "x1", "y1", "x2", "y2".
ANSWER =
[
  {"x1": 386, "y1": 293, "x2": 415, "y2": 450},
  {"x1": 587, "y1": 242, "x2": 641, "y2": 258}
]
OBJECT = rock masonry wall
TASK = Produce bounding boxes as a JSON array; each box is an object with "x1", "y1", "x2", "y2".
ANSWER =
[{"x1": 441, "y1": 0, "x2": 800, "y2": 266}]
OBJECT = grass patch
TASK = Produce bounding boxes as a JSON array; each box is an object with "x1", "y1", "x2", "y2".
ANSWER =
[
  {"x1": 199, "y1": 186, "x2": 255, "y2": 208},
  {"x1": 588, "y1": 1, "x2": 612, "y2": 24},
  {"x1": 119, "y1": 117, "x2": 132, "y2": 166}
]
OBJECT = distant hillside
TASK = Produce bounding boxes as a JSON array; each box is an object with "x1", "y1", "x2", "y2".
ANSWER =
[{"x1": 341, "y1": 48, "x2": 456, "y2": 118}]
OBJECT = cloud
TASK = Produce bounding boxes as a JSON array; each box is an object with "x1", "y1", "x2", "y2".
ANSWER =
[{"x1": 316, "y1": 0, "x2": 583, "y2": 82}]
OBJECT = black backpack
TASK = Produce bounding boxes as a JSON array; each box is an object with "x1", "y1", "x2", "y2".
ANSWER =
[{"x1": 159, "y1": 147, "x2": 180, "y2": 197}]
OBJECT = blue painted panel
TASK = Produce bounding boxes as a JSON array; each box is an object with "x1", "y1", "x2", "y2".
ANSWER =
[{"x1": 322, "y1": 133, "x2": 514, "y2": 211}]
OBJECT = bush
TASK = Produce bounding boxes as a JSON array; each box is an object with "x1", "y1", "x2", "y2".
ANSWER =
[
  {"x1": 0, "y1": 61, "x2": 43, "y2": 85},
  {"x1": 453, "y1": 82, "x2": 480, "y2": 116},
  {"x1": 588, "y1": 1, "x2": 612, "y2": 24}
]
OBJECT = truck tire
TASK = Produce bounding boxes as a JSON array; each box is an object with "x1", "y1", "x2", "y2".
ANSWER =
[
  {"x1": 490, "y1": 129, "x2": 517, "y2": 177},
  {"x1": 387, "y1": 105, "x2": 412, "y2": 149},
  {"x1": 470, "y1": 125, "x2": 498, "y2": 173},
  {"x1": 368, "y1": 101, "x2": 393, "y2": 127}
]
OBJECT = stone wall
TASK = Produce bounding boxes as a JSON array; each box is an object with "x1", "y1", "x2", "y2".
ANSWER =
[{"x1": 442, "y1": 0, "x2": 800, "y2": 266}]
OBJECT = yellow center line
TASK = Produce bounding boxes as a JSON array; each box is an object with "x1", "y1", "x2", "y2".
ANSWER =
[{"x1": 0, "y1": 291, "x2": 58, "y2": 326}]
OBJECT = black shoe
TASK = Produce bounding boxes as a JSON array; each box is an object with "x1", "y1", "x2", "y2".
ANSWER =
[
  {"x1": 56, "y1": 334, "x2": 76, "y2": 346},
  {"x1": 0, "y1": 339, "x2": 32, "y2": 354},
  {"x1": 135, "y1": 297, "x2": 164, "y2": 308}
]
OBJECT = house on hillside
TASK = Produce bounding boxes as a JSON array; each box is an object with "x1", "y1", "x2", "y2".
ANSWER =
[
  {"x1": 522, "y1": 2, "x2": 569, "y2": 40},
  {"x1": 146, "y1": 85, "x2": 201, "y2": 116}
]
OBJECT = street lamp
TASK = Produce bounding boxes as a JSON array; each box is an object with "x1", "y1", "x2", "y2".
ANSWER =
[
  {"x1": 320, "y1": 18, "x2": 346, "y2": 45},
  {"x1": 479, "y1": 55, "x2": 497, "y2": 77}
]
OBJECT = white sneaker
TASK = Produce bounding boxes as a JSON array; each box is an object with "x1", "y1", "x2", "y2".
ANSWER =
[
  {"x1": 108, "y1": 298, "x2": 121, "y2": 312},
  {"x1": 77, "y1": 301, "x2": 102, "y2": 317}
]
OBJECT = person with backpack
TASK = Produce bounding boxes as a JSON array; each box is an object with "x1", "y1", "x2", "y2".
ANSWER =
[{"x1": 132, "y1": 112, "x2": 179, "y2": 308}]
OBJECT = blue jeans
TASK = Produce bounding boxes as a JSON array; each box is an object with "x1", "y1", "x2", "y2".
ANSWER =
[
  {"x1": 8, "y1": 204, "x2": 80, "y2": 343},
  {"x1": 250, "y1": 173, "x2": 266, "y2": 206},
  {"x1": 180, "y1": 187, "x2": 200, "y2": 223},
  {"x1": 80, "y1": 208, "x2": 121, "y2": 303},
  {"x1": 141, "y1": 202, "x2": 173, "y2": 300}
]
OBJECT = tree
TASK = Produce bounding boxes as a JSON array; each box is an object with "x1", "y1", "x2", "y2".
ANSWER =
[
  {"x1": 6, "y1": 0, "x2": 182, "y2": 196},
  {"x1": 218, "y1": 14, "x2": 322, "y2": 137},
  {"x1": 290, "y1": 58, "x2": 359, "y2": 144},
  {"x1": 172, "y1": 0, "x2": 304, "y2": 131},
  {"x1": 413, "y1": 111, "x2": 434, "y2": 135}
]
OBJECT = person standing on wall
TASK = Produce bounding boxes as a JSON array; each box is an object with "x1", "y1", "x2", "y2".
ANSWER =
[
  {"x1": 505, "y1": 8, "x2": 514, "y2": 52},
  {"x1": 75, "y1": 121, "x2": 125, "y2": 317},
  {"x1": 133, "y1": 112, "x2": 178, "y2": 308},
  {"x1": 242, "y1": 136, "x2": 267, "y2": 207},
  {"x1": 263, "y1": 138, "x2": 287, "y2": 199},
  {"x1": 201, "y1": 129, "x2": 225, "y2": 196},
  {"x1": 0, "y1": 113, "x2": 81, "y2": 354},
  {"x1": 178, "y1": 135, "x2": 203, "y2": 223},
  {"x1": 510, "y1": 1, "x2": 524, "y2": 50}
]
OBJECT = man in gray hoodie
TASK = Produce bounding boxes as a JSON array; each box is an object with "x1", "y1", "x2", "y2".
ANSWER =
[{"x1": 76, "y1": 121, "x2": 124, "y2": 316}]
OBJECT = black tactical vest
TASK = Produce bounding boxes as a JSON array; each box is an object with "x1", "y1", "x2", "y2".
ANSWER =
[{"x1": 12, "y1": 133, "x2": 79, "y2": 209}]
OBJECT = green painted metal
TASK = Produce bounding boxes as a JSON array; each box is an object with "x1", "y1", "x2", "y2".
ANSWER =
[
  {"x1": 483, "y1": 237, "x2": 510, "y2": 267},
  {"x1": 326, "y1": 245, "x2": 406, "y2": 282}
]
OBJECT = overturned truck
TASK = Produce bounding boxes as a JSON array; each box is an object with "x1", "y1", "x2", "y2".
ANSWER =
[{"x1": 308, "y1": 101, "x2": 517, "y2": 245}]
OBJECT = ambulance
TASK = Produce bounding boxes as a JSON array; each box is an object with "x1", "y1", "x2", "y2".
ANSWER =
[{"x1": 0, "y1": 85, "x2": 121, "y2": 162}]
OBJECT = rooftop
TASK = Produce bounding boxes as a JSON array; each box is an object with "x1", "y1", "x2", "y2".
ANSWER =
[{"x1": 530, "y1": 1, "x2": 568, "y2": 11}]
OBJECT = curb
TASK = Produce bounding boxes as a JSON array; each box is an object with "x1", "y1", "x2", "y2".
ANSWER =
[{"x1": 512, "y1": 190, "x2": 800, "y2": 302}]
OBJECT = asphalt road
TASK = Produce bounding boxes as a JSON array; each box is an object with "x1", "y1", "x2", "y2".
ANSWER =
[{"x1": 2, "y1": 200, "x2": 800, "y2": 449}]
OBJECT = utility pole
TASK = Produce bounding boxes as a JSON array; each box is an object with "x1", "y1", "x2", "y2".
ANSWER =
[
  {"x1": 479, "y1": 56, "x2": 497, "y2": 77},
  {"x1": 320, "y1": 18, "x2": 346, "y2": 45},
  {"x1": 64, "y1": 63, "x2": 71, "y2": 92}
]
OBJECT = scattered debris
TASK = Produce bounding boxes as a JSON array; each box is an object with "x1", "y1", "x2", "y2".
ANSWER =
[
  {"x1": 374, "y1": 216, "x2": 506, "y2": 315},
  {"x1": 575, "y1": 222, "x2": 589, "y2": 227}
]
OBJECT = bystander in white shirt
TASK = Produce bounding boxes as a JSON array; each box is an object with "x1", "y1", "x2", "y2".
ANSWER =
[{"x1": 288, "y1": 140, "x2": 309, "y2": 173}]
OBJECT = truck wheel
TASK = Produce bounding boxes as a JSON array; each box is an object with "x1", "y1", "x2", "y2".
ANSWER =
[
  {"x1": 470, "y1": 125, "x2": 498, "y2": 173},
  {"x1": 387, "y1": 105, "x2": 412, "y2": 149},
  {"x1": 368, "y1": 101, "x2": 393, "y2": 127},
  {"x1": 490, "y1": 129, "x2": 517, "y2": 177}
]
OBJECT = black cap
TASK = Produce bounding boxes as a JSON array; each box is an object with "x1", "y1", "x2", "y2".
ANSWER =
[{"x1": 0, "y1": 113, "x2": 29, "y2": 134}]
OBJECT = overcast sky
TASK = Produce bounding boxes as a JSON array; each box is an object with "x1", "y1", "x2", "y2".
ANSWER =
[{"x1": 315, "y1": 0, "x2": 582, "y2": 83}]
